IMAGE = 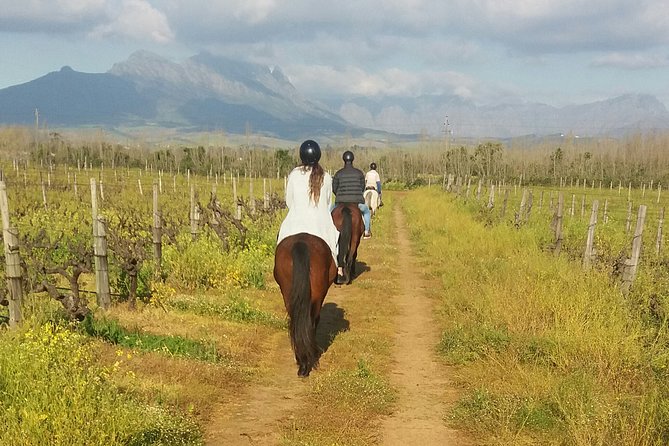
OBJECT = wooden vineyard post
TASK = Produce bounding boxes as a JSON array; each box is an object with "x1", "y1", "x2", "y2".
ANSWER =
[
  {"x1": 580, "y1": 195, "x2": 586, "y2": 219},
  {"x1": 487, "y1": 185, "x2": 495, "y2": 210},
  {"x1": 515, "y1": 189, "x2": 527, "y2": 226},
  {"x1": 476, "y1": 179, "x2": 482, "y2": 200},
  {"x1": 622, "y1": 205, "x2": 647, "y2": 295},
  {"x1": 190, "y1": 185, "x2": 200, "y2": 240},
  {"x1": 445, "y1": 174, "x2": 453, "y2": 192},
  {"x1": 582, "y1": 200, "x2": 599, "y2": 270},
  {"x1": 232, "y1": 175, "x2": 238, "y2": 211},
  {"x1": 0, "y1": 181, "x2": 23, "y2": 327},
  {"x1": 570, "y1": 194, "x2": 576, "y2": 217},
  {"x1": 249, "y1": 177, "x2": 256, "y2": 215},
  {"x1": 626, "y1": 201, "x2": 633, "y2": 235},
  {"x1": 500, "y1": 188, "x2": 509, "y2": 218},
  {"x1": 539, "y1": 190, "x2": 544, "y2": 210},
  {"x1": 553, "y1": 192, "x2": 564, "y2": 256},
  {"x1": 152, "y1": 182, "x2": 162, "y2": 270},
  {"x1": 526, "y1": 190, "x2": 533, "y2": 222},
  {"x1": 41, "y1": 177, "x2": 47, "y2": 210},
  {"x1": 603, "y1": 199, "x2": 609, "y2": 224},
  {"x1": 656, "y1": 207, "x2": 664, "y2": 256},
  {"x1": 263, "y1": 178, "x2": 269, "y2": 210},
  {"x1": 658, "y1": 184, "x2": 662, "y2": 204},
  {"x1": 90, "y1": 179, "x2": 111, "y2": 310}
]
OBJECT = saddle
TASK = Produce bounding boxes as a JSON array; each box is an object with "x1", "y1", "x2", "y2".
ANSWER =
[{"x1": 365, "y1": 186, "x2": 377, "y2": 191}]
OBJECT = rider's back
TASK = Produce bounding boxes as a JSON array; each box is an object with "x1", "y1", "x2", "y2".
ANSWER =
[{"x1": 333, "y1": 164, "x2": 365, "y2": 204}]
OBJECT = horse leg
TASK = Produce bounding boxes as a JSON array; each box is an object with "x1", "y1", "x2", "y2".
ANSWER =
[
  {"x1": 351, "y1": 251, "x2": 358, "y2": 281},
  {"x1": 342, "y1": 251, "x2": 354, "y2": 284}
]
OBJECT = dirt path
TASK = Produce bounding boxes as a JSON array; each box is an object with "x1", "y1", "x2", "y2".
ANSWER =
[
  {"x1": 204, "y1": 329, "x2": 308, "y2": 445},
  {"x1": 203, "y1": 196, "x2": 466, "y2": 445},
  {"x1": 379, "y1": 201, "x2": 466, "y2": 445}
]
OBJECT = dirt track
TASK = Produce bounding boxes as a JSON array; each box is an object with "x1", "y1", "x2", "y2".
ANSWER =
[
  {"x1": 204, "y1": 195, "x2": 466, "y2": 445},
  {"x1": 378, "y1": 200, "x2": 466, "y2": 445}
]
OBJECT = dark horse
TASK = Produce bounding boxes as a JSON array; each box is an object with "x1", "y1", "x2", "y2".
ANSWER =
[
  {"x1": 274, "y1": 233, "x2": 337, "y2": 377},
  {"x1": 331, "y1": 203, "x2": 364, "y2": 284}
]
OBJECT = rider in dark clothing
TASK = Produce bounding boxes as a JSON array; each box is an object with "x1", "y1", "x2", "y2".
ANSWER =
[{"x1": 332, "y1": 150, "x2": 372, "y2": 239}]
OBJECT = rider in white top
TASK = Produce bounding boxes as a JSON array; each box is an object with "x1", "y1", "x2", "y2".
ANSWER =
[
  {"x1": 276, "y1": 140, "x2": 339, "y2": 263},
  {"x1": 365, "y1": 162, "x2": 382, "y2": 206}
]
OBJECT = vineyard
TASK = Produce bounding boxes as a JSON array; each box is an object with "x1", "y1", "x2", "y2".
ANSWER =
[
  {"x1": 0, "y1": 164, "x2": 288, "y2": 445},
  {"x1": 2, "y1": 129, "x2": 669, "y2": 445}
]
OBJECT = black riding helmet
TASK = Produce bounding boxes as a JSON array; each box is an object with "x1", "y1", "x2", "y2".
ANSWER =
[
  {"x1": 370, "y1": 162, "x2": 377, "y2": 170},
  {"x1": 342, "y1": 150, "x2": 354, "y2": 163},
  {"x1": 299, "y1": 140, "x2": 321, "y2": 165}
]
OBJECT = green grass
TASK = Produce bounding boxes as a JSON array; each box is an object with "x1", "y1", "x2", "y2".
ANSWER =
[
  {"x1": 82, "y1": 315, "x2": 221, "y2": 362},
  {"x1": 165, "y1": 293, "x2": 287, "y2": 329},
  {"x1": 0, "y1": 322, "x2": 202, "y2": 446},
  {"x1": 402, "y1": 187, "x2": 669, "y2": 446}
]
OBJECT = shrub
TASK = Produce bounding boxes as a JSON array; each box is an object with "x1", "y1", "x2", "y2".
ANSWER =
[{"x1": 0, "y1": 322, "x2": 202, "y2": 445}]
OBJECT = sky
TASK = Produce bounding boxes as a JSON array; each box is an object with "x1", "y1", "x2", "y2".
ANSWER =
[{"x1": 2, "y1": 0, "x2": 669, "y2": 109}]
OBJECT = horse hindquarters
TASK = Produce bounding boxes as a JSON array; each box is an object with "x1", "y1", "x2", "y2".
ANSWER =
[
  {"x1": 364, "y1": 190, "x2": 379, "y2": 216},
  {"x1": 289, "y1": 241, "x2": 318, "y2": 377}
]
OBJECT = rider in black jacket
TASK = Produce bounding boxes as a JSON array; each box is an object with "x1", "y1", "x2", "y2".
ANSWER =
[{"x1": 332, "y1": 150, "x2": 372, "y2": 239}]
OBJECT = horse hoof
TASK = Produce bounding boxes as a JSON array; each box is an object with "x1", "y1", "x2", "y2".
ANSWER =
[
  {"x1": 297, "y1": 365, "x2": 310, "y2": 377},
  {"x1": 335, "y1": 274, "x2": 346, "y2": 285}
]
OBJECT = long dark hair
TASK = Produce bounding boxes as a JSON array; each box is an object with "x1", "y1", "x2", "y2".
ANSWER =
[{"x1": 301, "y1": 162, "x2": 324, "y2": 204}]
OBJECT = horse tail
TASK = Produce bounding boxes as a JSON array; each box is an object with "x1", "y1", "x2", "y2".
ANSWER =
[
  {"x1": 337, "y1": 206, "x2": 352, "y2": 268},
  {"x1": 364, "y1": 190, "x2": 371, "y2": 209},
  {"x1": 289, "y1": 241, "x2": 317, "y2": 373}
]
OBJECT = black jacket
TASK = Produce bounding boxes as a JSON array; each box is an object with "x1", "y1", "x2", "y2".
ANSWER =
[{"x1": 333, "y1": 164, "x2": 365, "y2": 204}]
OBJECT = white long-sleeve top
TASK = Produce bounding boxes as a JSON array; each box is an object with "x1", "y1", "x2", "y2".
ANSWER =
[
  {"x1": 365, "y1": 169, "x2": 381, "y2": 189},
  {"x1": 277, "y1": 166, "x2": 339, "y2": 261}
]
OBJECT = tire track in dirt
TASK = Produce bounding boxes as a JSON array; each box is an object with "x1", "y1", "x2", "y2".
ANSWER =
[{"x1": 379, "y1": 198, "x2": 467, "y2": 445}]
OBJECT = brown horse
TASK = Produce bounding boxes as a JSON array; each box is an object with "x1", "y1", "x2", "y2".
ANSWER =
[
  {"x1": 331, "y1": 203, "x2": 364, "y2": 284},
  {"x1": 274, "y1": 233, "x2": 337, "y2": 377}
]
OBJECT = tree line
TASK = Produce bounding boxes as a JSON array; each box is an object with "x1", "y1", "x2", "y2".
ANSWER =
[{"x1": 3, "y1": 125, "x2": 669, "y2": 186}]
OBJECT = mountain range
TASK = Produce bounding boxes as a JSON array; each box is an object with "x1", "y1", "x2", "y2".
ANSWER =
[{"x1": 0, "y1": 50, "x2": 667, "y2": 141}]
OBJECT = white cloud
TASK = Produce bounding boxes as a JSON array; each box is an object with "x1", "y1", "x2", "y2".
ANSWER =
[
  {"x1": 0, "y1": 0, "x2": 106, "y2": 30},
  {"x1": 592, "y1": 52, "x2": 669, "y2": 70},
  {"x1": 231, "y1": 0, "x2": 277, "y2": 23},
  {"x1": 284, "y1": 64, "x2": 480, "y2": 100},
  {"x1": 90, "y1": 0, "x2": 173, "y2": 43}
]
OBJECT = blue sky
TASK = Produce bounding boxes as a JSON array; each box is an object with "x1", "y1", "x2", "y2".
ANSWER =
[{"x1": 1, "y1": 0, "x2": 669, "y2": 108}]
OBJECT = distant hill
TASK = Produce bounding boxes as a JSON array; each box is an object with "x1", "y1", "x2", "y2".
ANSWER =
[
  {"x1": 335, "y1": 93, "x2": 669, "y2": 138},
  {"x1": 0, "y1": 66, "x2": 153, "y2": 126},
  {"x1": 0, "y1": 50, "x2": 668, "y2": 140},
  {"x1": 0, "y1": 51, "x2": 356, "y2": 140}
]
